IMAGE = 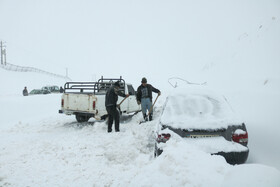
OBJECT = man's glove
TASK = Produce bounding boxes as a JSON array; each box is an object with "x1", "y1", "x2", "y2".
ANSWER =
[
  {"x1": 158, "y1": 92, "x2": 161, "y2": 96},
  {"x1": 137, "y1": 101, "x2": 141, "y2": 105}
]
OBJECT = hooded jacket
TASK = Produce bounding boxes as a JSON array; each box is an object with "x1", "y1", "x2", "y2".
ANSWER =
[
  {"x1": 137, "y1": 84, "x2": 160, "y2": 102},
  {"x1": 105, "y1": 85, "x2": 126, "y2": 107}
]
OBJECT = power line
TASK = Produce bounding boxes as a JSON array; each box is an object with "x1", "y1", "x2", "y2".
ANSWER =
[{"x1": 0, "y1": 41, "x2": 71, "y2": 81}]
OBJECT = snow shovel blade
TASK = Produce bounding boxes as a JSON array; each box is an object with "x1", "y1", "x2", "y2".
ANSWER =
[
  {"x1": 139, "y1": 116, "x2": 149, "y2": 124},
  {"x1": 139, "y1": 121, "x2": 145, "y2": 124},
  {"x1": 139, "y1": 119, "x2": 148, "y2": 124}
]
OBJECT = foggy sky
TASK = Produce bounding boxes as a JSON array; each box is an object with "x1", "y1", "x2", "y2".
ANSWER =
[{"x1": 1, "y1": 0, "x2": 280, "y2": 88}]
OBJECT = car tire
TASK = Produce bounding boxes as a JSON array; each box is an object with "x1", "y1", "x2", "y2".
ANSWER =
[{"x1": 75, "y1": 114, "x2": 90, "y2": 123}]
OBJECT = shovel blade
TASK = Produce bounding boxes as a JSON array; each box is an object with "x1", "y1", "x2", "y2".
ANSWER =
[
  {"x1": 139, "y1": 117, "x2": 148, "y2": 124},
  {"x1": 139, "y1": 120, "x2": 146, "y2": 124}
]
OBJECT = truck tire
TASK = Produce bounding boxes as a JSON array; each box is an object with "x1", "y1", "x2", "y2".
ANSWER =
[
  {"x1": 75, "y1": 114, "x2": 90, "y2": 122},
  {"x1": 101, "y1": 114, "x2": 108, "y2": 120}
]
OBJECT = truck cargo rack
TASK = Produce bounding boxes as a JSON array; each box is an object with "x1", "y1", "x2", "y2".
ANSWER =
[{"x1": 64, "y1": 76, "x2": 125, "y2": 94}]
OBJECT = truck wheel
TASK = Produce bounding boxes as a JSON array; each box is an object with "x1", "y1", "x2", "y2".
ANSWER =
[
  {"x1": 101, "y1": 115, "x2": 108, "y2": 120},
  {"x1": 75, "y1": 114, "x2": 90, "y2": 122}
]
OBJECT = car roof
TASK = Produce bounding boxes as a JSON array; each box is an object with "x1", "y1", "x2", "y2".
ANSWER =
[
  {"x1": 160, "y1": 86, "x2": 241, "y2": 130},
  {"x1": 42, "y1": 85, "x2": 58, "y2": 87}
]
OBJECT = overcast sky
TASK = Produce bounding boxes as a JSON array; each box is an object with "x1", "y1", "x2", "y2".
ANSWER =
[{"x1": 1, "y1": 0, "x2": 279, "y2": 88}]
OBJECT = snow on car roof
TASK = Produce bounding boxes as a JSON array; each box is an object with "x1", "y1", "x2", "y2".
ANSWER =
[{"x1": 160, "y1": 86, "x2": 241, "y2": 130}]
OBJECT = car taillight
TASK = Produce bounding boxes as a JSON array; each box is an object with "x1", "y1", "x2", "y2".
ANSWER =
[
  {"x1": 61, "y1": 99, "x2": 64, "y2": 107},
  {"x1": 93, "y1": 101, "x2": 96, "y2": 110},
  {"x1": 157, "y1": 133, "x2": 171, "y2": 143},
  {"x1": 232, "y1": 132, "x2": 248, "y2": 144}
]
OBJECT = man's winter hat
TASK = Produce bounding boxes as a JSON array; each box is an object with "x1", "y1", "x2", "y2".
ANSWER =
[
  {"x1": 114, "y1": 81, "x2": 120, "y2": 87},
  {"x1": 141, "y1": 77, "x2": 147, "y2": 83}
]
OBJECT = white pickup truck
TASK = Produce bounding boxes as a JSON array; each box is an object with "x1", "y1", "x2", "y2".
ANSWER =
[{"x1": 59, "y1": 77, "x2": 140, "y2": 122}]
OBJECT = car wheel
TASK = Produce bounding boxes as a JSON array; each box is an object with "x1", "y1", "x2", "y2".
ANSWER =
[
  {"x1": 213, "y1": 150, "x2": 249, "y2": 165},
  {"x1": 75, "y1": 114, "x2": 90, "y2": 122}
]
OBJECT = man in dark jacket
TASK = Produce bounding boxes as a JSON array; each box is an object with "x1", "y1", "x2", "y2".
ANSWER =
[
  {"x1": 23, "y1": 87, "x2": 28, "y2": 96},
  {"x1": 60, "y1": 86, "x2": 64, "y2": 93},
  {"x1": 137, "y1": 77, "x2": 161, "y2": 121},
  {"x1": 105, "y1": 81, "x2": 129, "y2": 133}
]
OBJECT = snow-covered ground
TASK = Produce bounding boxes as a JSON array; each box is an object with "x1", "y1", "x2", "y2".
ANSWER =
[
  {"x1": 1, "y1": 0, "x2": 280, "y2": 186},
  {"x1": 0, "y1": 68, "x2": 280, "y2": 187}
]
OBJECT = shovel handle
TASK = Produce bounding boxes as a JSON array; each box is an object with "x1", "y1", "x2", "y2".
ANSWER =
[
  {"x1": 148, "y1": 94, "x2": 160, "y2": 115},
  {"x1": 117, "y1": 96, "x2": 128, "y2": 107}
]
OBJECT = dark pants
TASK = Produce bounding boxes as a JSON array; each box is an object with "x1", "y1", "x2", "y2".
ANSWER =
[{"x1": 106, "y1": 106, "x2": 120, "y2": 132}]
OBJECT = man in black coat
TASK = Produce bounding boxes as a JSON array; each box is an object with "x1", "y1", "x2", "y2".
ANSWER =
[
  {"x1": 60, "y1": 86, "x2": 64, "y2": 93},
  {"x1": 105, "y1": 81, "x2": 129, "y2": 133},
  {"x1": 23, "y1": 87, "x2": 28, "y2": 96},
  {"x1": 137, "y1": 77, "x2": 161, "y2": 121}
]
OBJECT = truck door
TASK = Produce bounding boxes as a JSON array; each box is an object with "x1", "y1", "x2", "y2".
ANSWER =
[{"x1": 126, "y1": 84, "x2": 140, "y2": 112}]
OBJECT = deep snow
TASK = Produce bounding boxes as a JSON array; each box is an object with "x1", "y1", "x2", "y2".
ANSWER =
[
  {"x1": 1, "y1": 0, "x2": 280, "y2": 186},
  {"x1": 0, "y1": 69, "x2": 280, "y2": 187}
]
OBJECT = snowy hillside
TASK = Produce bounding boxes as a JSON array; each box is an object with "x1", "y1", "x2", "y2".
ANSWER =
[{"x1": 0, "y1": 67, "x2": 67, "y2": 96}]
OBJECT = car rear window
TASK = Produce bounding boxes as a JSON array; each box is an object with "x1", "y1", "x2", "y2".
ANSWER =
[{"x1": 160, "y1": 87, "x2": 241, "y2": 130}]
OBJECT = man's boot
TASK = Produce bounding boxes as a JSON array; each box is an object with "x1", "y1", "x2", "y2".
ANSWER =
[
  {"x1": 143, "y1": 114, "x2": 148, "y2": 121},
  {"x1": 149, "y1": 114, "x2": 153, "y2": 121}
]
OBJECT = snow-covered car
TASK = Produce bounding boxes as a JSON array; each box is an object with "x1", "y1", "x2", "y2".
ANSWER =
[
  {"x1": 29, "y1": 89, "x2": 51, "y2": 95},
  {"x1": 42, "y1": 85, "x2": 60, "y2": 93},
  {"x1": 155, "y1": 86, "x2": 249, "y2": 165}
]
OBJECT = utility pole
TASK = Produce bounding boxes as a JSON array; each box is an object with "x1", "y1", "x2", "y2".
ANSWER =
[
  {"x1": 3, "y1": 48, "x2": 6, "y2": 65},
  {"x1": 0, "y1": 41, "x2": 3, "y2": 65},
  {"x1": 0, "y1": 41, "x2": 6, "y2": 65}
]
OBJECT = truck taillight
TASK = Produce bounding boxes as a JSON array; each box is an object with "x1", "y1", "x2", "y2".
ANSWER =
[
  {"x1": 157, "y1": 133, "x2": 171, "y2": 143},
  {"x1": 93, "y1": 101, "x2": 96, "y2": 110},
  {"x1": 61, "y1": 99, "x2": 64, "y2": 107},
  {"x1": 232, "y1": 132, "x2": 248, "y2": 144}
]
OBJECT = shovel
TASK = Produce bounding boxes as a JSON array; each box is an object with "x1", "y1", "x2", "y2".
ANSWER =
[
  {"x1": 139, "y1": 94, "x2": 160, "y2": 124},
  {"x1": 117, "y1": 96, "x2": 128, "y2": 108},
  {"x1": 116, "y1": 96, "x2": 129, "y2": 115}
]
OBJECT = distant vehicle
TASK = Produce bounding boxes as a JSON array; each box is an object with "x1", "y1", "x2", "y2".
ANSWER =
[
  {"x1": 59, "y1": 77, "x2": 141, "y2": 122},
  {"x1": 155, "y1": 86, "x2": 249, "y2": 165},
  {"x1": 42, "y1": 85, "x2": 60, "y2": 93},
  {"x1": 29, "y1": 89, "x2": 51, "y2": 95}
]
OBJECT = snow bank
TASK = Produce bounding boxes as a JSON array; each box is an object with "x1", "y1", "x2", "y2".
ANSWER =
[
  {"x1": 221, "y1": 164, "x2": 280, "y2": 187},
  {"x1": 130, "y1": 137, "x2": 280, "y2": 187},
  {"x1": 157, "y1": 127, "x2": 248, "y2": 154},
  {"x1": 1, "y1": 93, "x2": 279, "y2": 186},
  {"x1": 130, "y1": 139, "x2": 231, "y2": 187}
]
